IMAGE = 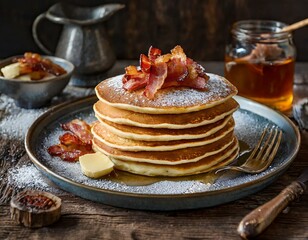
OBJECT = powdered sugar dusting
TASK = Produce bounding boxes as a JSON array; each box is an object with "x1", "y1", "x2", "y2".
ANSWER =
[
  {"x1": 0, "y1": 95, "x2": 46, "y2": 139},
  {"x1": 7, "y1": 164, "x2": 63, "y2": 194},
  {"x1": 100, "y1": 74, "x2": 236, "y2": 108},
  {"x1": 234, "y1": 110, "x2": 266, "y2": 147}
]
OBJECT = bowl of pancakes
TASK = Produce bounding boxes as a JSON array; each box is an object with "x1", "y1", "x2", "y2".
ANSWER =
[
  {"x1": 91, "y1": 46, "x2": 239, "y2": 177},
  {"x1": 0, "y1": 53, "x2": 74, "y2": 108}
]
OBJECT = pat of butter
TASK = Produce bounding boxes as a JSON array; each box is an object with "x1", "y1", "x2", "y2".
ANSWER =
[
  {"x1": 79, "y1": 152, "x2": 114, "y2": 178},
  {"x1": 1, "y1": 62, "x2": 20, "y2": 79}
]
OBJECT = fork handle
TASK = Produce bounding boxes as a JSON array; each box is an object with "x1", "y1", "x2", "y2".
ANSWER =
[{"x1": 237, "y1": 181, "x2": 306, "y2": 239}]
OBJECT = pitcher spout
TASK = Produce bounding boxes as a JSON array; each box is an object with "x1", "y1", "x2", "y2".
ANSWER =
[{"x1": 45, "y1": 3, "x2": 125, "y2": 25}]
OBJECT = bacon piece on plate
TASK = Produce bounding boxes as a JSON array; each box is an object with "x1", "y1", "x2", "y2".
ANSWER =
[
  {"x1": 164, "y1": 58, "x2": 188, "y2": 83},
  {"x1": 47, "y1": 145, "x2": 65, "y2": 157},
  {"x1": 144, "y1": 62, "x2": 168, "y2": 99},
  {"x1": 61, "y1": 119, "x2": 92, "y2": 145},
  {"x1": 48, "y1": 119, "x2": 94, "y2": 162},
  {"x1": 122, "y1": 45, "x2": 210, "y2": 99},
  {"x1": 170, "y1": 45, "x2": 187, "y2": 62},
  {"x1": 58, "y1": 149, "x2": 83, "y2": 162},
  {"x1": 122, "y1": 66, "x2": 139, "y2": 83},
  {"x1": 123, "y1": 74, "x2": 149, "y2": 92},
  {"x1": 155, "y1": 53, "x2": 172, "y2": 64},
  {"x1": 123, "y1": 64, "x2": 150, "y2": 91},
  {"x1": 140, "y1": 54, "x2": 151, "y2": 73},
  {"x1": 148, "y1": 46, "x2": 162, "y2": 61},
  {"x1": 48, "y1": 144, "x2": 92, "y2": 162},
  {"x1": 47, "y1": 145, "x2": 81, "y2": 162},
  {"x1": 163, "y1": 59, "x2": 208, "y2": 89},
  {"x1": 59, "y1": 132, "x2": 85, "y2": 146}
]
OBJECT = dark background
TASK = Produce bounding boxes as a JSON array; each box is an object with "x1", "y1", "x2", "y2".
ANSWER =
[{"x1": 0, "y1": 0, "x2": 307, "y2": 61}]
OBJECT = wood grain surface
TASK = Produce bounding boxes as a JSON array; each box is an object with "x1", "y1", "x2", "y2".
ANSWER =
[
  {"x1": 0, "y1": 62, "x2": 307, "y2": 240},
  {"x1": 0, "y1": 0, "x2": 308, "y2": 61}
]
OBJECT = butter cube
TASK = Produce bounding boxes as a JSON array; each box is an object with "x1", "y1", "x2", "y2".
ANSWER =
[{"x1": 79, "y1": 152, "x2": 114, "y2": 178}]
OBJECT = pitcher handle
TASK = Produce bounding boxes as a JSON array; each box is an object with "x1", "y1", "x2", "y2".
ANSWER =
[{"x1": 32, "y1": 13, "x2": 53, "y2": 55}]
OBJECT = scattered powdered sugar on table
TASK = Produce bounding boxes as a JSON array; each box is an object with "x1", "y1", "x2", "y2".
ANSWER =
[
  {"x1": 7, "y1": 164, "x2": 64, "y2": 194},
  {"x1": 1, "y1": 90, "x2": 94, "y2": 194},
  {"x1": 0, "y1": 95, "x2": 46, "y2": 139}
]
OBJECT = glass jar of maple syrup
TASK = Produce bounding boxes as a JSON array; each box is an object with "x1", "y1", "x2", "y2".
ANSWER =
[{"x1": 225, "y1": 20, "x2": 296, "y2": 111}]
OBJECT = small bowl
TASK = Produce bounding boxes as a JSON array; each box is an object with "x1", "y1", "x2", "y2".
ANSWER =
[{"x1": 0, "y1": 55, "x2": 74, "y2": 108}]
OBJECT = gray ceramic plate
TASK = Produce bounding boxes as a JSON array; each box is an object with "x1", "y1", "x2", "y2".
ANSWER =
[{"x1": 25, "y1": 95, "x2": 300, "y2": 210}]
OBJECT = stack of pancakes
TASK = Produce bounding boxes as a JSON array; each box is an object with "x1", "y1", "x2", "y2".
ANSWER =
[{"x1": 92, "y1": 73, "x2": 239, "y2": 177}]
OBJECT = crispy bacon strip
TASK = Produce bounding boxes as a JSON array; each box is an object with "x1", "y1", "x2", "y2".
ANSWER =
[
  {"x1": 123, "y1": 74, "x2": 149, "y2": 92},
  {"x1": 48, "y1": 144, "x2": 93, "y2": 162},
  {"x1": 48, "y1": 119, "x2": 94, "y2": 162},
  {"x1": 122, "y1": 45, "x2": 209, "y2": 99},
  {"x1": 165, "y1": 58, "x2": 188, "y2": 83},
  {"x1": 59, "y1": 132, "x2": 84, "y2": 146},
  {"x1": 61, "y1": 119, "x2": 92, "y2": 145},
  {"x1": 148, "y1": 46, "x2": 161, "y2": 61},
  {"x1": 144, "y1": 62, "x2": 168, "y2": 99},
  {"x1": 122, "y1": 66, "x2": 139, "y2": 83},
  {"x1": 15, "y1": 52, "x2": 66, "y2": 79},
  {"x1": 140, "y1": 54, "x2": 151, "y2": 73},
  {"x1": 170, "y1": 45, "x2": 187, "y2": 62}
]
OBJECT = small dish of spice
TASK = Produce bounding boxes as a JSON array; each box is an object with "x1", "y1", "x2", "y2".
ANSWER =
[
  {"x1": 0, "y1": 53, "x2": 74, "y2": 108},
  {"x1": 10, "y1": 189, "x2": 62, "y2": 228}
]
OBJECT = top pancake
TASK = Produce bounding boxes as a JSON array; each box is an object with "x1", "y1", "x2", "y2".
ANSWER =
[{"x1": 95, "y1": 73, "x2": 238, "y2": 114}]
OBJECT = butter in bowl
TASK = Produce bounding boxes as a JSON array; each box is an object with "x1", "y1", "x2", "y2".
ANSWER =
[{"x1": 0, "y1": 53, "x2": 74, "y2": 108}]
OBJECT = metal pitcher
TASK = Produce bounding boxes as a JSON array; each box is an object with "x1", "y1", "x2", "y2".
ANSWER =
[{"x1": 33, "y1": 3, "x2": 124, "y2": 87}]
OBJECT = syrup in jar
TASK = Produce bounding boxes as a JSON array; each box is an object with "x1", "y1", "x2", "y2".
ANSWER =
[{"x1": 225, "y1": 20, "x2": 296, "y2": 111}]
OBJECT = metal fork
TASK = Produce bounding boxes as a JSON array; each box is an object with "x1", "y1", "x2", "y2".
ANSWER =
[{"x1": 216, "y1": 126, "x2": 282, "y2": 174}]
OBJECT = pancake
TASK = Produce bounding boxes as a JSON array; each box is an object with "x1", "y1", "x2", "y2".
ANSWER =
[
  {"x1": 95, "y1": 74, "x2": 238, "y2": 114},
  {"x1": 93, "y1": 57, "x2": 239, "y2": 177},
  {"x1": 96, "y1": 115, "x2": 232, "y2": 141},
  {"x1": 110, "y1": 139, "x2": 239, "y2": 176},
  {"x1": 92, "y1": 118, "x2": 234, "y2": 152},
  {"x1": 92, "y1": 133, "x2": 236, "y2": 165},
  {"x1": 93, "y1": 98, "x2": 239, "y2": 129}
]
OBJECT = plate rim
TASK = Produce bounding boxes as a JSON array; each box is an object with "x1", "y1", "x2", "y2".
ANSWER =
[{"x1": 25, "y1": 95, "x2": 301, "y2": 199}]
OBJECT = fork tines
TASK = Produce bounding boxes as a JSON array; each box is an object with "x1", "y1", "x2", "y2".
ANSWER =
[{"x1": 256, "y1": 126, "x2": 282, "y2": 163}]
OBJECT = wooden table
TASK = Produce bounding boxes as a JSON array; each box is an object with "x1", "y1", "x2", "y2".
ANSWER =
[{"x1": 0, "y1": 61, "x2": 307, "y2": 240}]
